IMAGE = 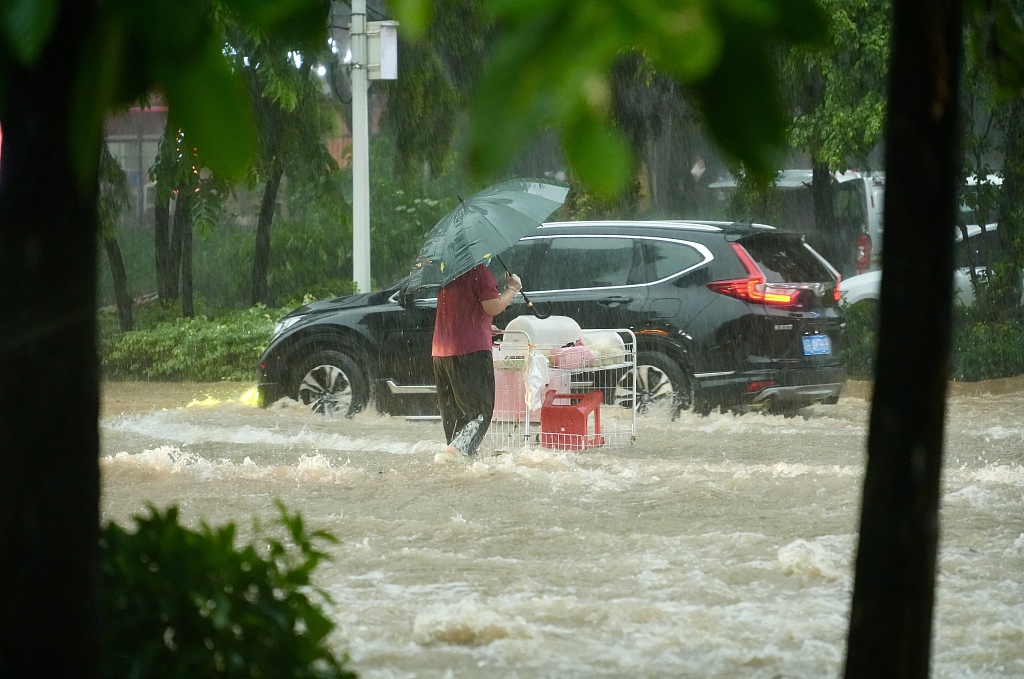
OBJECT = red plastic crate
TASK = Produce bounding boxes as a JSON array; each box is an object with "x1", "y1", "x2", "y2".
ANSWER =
[{"x1": 540, "y1": 390, "x2": 605, "y2": 450}]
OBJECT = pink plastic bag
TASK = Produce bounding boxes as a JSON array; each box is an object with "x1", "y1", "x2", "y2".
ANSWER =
[{"x1": 548, "y1": 340, "x2": 594, "y2": 370}]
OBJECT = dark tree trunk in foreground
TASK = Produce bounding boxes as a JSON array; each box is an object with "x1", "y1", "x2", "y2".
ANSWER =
[
  {"x1": 0, "y1": 4, "x2": 102, "y2": 678},
  {"x1": 844, "y1": 0, "x2": 963, "y2": 676},
  {"x1": 104, "y1": 236, "x2": 134, "y2": 332},
  {"x1": 252, "y1": 156, "x2": 285, "y2": 305}
]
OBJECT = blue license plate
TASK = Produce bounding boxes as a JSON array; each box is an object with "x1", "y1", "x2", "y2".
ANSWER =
[{"x1": 802, "y1": 334, "x2": 832, "y2": 356}]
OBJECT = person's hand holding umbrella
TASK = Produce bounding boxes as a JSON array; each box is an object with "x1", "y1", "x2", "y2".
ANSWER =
[
  {"x1": 480, "y1": 270, "x2": 524, "y2": 317},
  {"x1": 505, "y1": 272, "x2": 522, "y2": 294}
]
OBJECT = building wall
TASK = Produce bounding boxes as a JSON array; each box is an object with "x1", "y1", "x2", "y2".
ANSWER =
[{"x1": 104, "y1": 103, "x2": 167, "y2": 226}]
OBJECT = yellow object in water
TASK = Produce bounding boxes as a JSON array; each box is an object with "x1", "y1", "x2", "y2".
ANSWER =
[
  {"x1": 239, "y1": 386, "x2": 261, "y2": 407},
  {"x1": 182, "y1": 386, "x2": 260, "y2": 409},
  {"x1": 186, "y1": 396, "x2": 221, "y2": 408}
]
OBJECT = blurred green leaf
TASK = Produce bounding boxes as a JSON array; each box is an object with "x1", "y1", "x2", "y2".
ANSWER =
[
  {"x1": 969, "y1": 0, "x2": 1024, "y2": 98},
  {"x1": 222, "y1": 0, "x2": 328, "y2": 46},
  {"x1": 387, "y1": 0, "x2": 431, "y2": 40},
  {"x1": 561, "y1": 109, "x2": 634, "y2": 199},
  {"x1": 647, "y1": 6, "x2": 722, "y2": 81},
  {"x1": 774, "y1": 0, "x2": 829, "y2": 43},
  {"x1": 460, "y1": 0, "x2": 823, "y2": 195},
  {"x1": 691, "y1": 29, "x2": 787, "y2": 175},
  {"x1": 1, "y1": 0, "x2": 58, "y2": 64},
  {"x1": 71, "y1": 12, "x2": 132, "y2": 185},
  {"x1": 163, "y1": 49, "x2": 256, "y2": 179},
  {"x1": 715, "y1": 0, "x2": 780, "y2": 25}
]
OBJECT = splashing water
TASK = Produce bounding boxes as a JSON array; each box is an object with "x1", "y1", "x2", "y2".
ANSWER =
[{"x1": 99, "y1": 381, "x2": 1024, "y2": 679}]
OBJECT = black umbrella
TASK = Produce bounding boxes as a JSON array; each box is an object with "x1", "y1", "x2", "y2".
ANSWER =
[{"x1": 406, "y1": 178, "x2": 568, "y2": 316}]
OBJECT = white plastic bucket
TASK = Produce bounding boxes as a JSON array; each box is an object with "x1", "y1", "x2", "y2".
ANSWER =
[{"x1": 504, "y1": 315, "x2": 583, "y2": 349}]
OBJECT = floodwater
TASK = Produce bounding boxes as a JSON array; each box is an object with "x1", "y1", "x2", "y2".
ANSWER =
[{"x1": 99, "y1": 380, "x2": 1024, "y2": 679}]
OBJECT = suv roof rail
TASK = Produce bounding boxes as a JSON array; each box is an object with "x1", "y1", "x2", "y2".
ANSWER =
[{"x1": 540, "y1": 219, "x2": 777, "y2": 233}]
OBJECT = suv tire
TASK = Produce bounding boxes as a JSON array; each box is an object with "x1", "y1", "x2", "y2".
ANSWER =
[
  {"x1": 292, "y1": 348, "x2": 368, "y2": 417},
  {"x1": 616, "y1": 350, "x2": 695, "y2": 418}
]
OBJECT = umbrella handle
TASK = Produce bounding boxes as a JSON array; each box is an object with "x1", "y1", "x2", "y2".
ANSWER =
[
  {"x1": 526, "y1": 298, "x2": 551, "y2": 319},
  {"x1": 494, "y1": 254, "x2": 551, "y2": 319}
]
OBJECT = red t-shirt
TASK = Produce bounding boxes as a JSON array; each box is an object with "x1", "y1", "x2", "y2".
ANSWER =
[{"x1": 432, "y1": 264, "x2": 500, "y2": 357}]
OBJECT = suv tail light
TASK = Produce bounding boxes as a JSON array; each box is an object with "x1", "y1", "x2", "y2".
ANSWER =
[
  {"x1": 707, "y1": 243, "x2": 799, "y2": 305},
  {"x1": 856, "y1": 234, "x2": 872, "y2": 274}
]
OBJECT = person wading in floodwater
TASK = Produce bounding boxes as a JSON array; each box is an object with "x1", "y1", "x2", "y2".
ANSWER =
[{"x1": 432, "y1": 263, "x2": 523, "y2": 461}]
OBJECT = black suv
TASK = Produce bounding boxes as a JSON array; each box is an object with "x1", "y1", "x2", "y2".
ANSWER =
[{"x1": 257, "y1": 220, "x2": 846, "y2": 417}]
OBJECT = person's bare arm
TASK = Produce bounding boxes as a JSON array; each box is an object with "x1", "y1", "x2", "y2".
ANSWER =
[{"x1": 481, "y1": 273, "x2": 522, "y2": 317}]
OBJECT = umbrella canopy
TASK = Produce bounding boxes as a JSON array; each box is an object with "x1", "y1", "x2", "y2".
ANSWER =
[{"x1": 407, "y1": 178, "x2": 569, "y2": 291}]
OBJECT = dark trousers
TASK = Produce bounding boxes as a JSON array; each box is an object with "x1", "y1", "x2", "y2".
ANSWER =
[{"x1": 432, "y1": 351, "x2": 495, "y2": 455}]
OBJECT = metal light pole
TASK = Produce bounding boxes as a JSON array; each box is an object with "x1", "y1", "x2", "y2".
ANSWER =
[
  {"x1": 350, "y1": 0, "x2": 370, "y2": 293},
  {"x1": 349, "y1": 1, "x2": 398, "y2": 294}
]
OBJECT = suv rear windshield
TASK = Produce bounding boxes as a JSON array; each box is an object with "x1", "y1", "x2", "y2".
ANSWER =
[{"x1": 739, "y1": 234, "x2": 835, "y2": 283}]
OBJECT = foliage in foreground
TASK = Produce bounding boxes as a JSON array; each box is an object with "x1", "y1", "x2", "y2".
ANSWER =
[{"x1": 100, "y1": 502, "x2": 355, "y2": 679}]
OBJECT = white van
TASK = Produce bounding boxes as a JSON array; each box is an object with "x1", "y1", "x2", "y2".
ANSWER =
[{"x1": 709, "y1": 169, "x2": 885, "y2": 277}]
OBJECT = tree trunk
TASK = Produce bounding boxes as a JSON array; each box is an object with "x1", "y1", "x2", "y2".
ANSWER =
[
  {"x1": 154, "y1": 191, "x2": 173, "y2": 300},
  {"x1": 103, "y1": 236, "x2": 134, "y2": 332},
  {"x1": 844, "y1": 0, "x2": 963, "y2": 676},
  {"x1": 154, "y1": 119, "x2": 179, "y2": 302},
  {"x1": 810, "y1": 162, "x2": 844, "y2": 273},
  {"x1": 169, "y1": 190, "x2": 189, "y2": 303},
  {"x1": 0, "y1": 3, "x2": 102, "y2": 678},
  {"x1": 251, "y1": 156, "x2": 285, "y2": 305},
  {"x1": 176, "y1": 191, "x2": 195, "y2": 318}
]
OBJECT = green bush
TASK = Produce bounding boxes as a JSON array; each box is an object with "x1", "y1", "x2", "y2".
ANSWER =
[
  {"x1": 100, "y1": 502, "x2": 355, "y2": 679},
  {"x1": 101, "y1": 305, "x2": 290, "y2": 381},
  {"x1": 841, "y1": 300, "x2": 1024, "y2": 382},
  {"x1": 951, "y1": 307, "x2": 1024, "y2": 380},
  {"x1": 840, "y1": 301, "x2": 878, "y2": 379}
]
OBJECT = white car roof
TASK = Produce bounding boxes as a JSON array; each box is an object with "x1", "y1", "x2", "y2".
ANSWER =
[
  {"x1": 955, "y1": 222, "x2": 998, "y2": 241},
  {"x1": 708, "y1": 168, "x2": 883, "y2": 189}
]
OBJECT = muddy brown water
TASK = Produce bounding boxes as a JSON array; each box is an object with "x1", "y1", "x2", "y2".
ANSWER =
[{"x1": 99, "y1": 380, "x2": 1024, "y2": 678}]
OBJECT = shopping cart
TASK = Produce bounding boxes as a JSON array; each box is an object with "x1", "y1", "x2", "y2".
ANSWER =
[{"x1": 489, "y1": 326, "x2": 637, "y2": 452}]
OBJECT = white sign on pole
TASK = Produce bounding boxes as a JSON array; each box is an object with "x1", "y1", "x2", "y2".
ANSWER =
[{"x1": 368, "y1": 21, "x2": 399, "y2": 81}]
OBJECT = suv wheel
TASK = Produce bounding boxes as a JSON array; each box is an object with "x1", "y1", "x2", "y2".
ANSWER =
[
  {"x1": 614, "y1": 351, "x2": 695, "y2": 417},
  {"x1": 292, "y1": 349, "x2": 368, "y2": 417}
]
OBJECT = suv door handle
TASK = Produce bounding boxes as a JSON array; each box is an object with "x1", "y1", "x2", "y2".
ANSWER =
[{"x1": 599, "y1": 295, "x2": 633, "y2": 307}]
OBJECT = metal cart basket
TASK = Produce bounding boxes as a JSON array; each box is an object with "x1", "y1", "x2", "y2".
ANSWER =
[{"x1": 489, "y1": 328, "x2": 637, "y2": 452}]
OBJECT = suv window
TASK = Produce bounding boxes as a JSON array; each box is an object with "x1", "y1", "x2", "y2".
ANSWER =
[
  {"x1": 505, "y1": 236, "x2": 641, "y2": 291},
  {"x1": 644, "y1": 239, "x2": 708, "y2": 281},
  {"x1": 740, "y1": 234, "x2": 834, "y2": 283},
  {"x1": 505, "y1": 235, "x2": 710, "y2": 291}
]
